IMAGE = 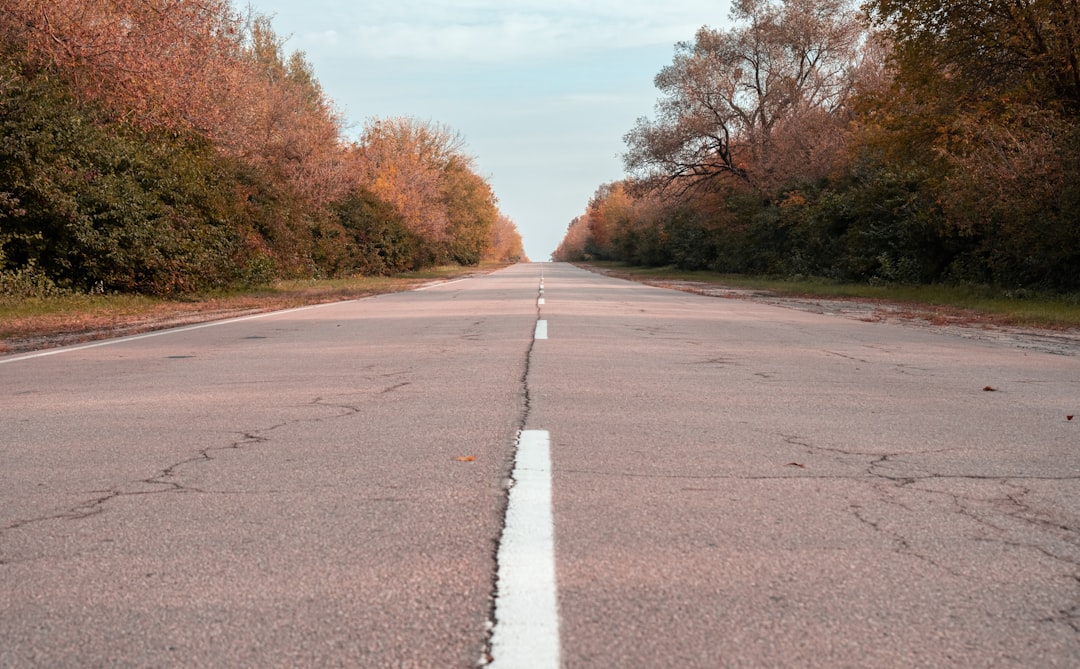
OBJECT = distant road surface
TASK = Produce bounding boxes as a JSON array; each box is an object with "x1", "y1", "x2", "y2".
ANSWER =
[{"x1": 2, "y1": 262, "x2": 1078, "y2": 667}]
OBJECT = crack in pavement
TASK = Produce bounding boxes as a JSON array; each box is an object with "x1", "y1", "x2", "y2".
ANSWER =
[
  {"x1": 777, "y1": 432, "x2": 1080, "y2": 630},
  {"x1": 556, "y1": 424, "x2": 1080, "y2": 634},
  {"x1": 481, "y1": 272, "x2": 546, "y2": 666},
  {"x1": 0, "y1": 388, "x2": 400, "y2": 563},
  {"x1": 1042, "y1": 578, "x2": 1080, "y2": 632},
  {"x1": 847, "y1": 499, "x2": 967, "y2": 577}
]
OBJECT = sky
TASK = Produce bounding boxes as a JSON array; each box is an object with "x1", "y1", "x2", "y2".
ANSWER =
[{"x1": 248, "y1": 0, "x2": 733, "y2": 261}]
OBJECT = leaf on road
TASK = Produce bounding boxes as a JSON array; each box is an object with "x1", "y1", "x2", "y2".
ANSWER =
[
  {"x1": 455, "y1": 455, "x2": 477, "y2": 462},
  {"x1": 786, "y1": 462, "x2": 806, "y2": 468},
  {"x1": 983, "y1": 386, "x2": 998, "y2": 392}
]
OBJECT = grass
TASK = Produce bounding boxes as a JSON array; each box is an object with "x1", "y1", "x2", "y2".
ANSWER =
[
  {"x1": 0, "y1": 264, "x2": 501, "y2": 353},
  {"x1": 584, "y1": 261, "x2": 1080, "y2": 330}
]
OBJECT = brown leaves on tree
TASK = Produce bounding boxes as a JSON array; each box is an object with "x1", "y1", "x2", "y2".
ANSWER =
[
  {"x1": 0, "y1": 0, "x2": 528, "y2": 291},
  {"x1": 7, "y1": 0, "x2": 245, "y2": 139}
]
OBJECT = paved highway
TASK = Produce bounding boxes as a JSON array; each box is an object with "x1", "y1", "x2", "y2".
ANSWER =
[{"x1": 2, "y1": 262, "x2": 1078, "y2": 667}]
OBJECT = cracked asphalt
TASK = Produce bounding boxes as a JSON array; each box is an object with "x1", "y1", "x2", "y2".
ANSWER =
[
  {"x1": 531, "y1": 264, "x2": 1080, "y2": 668},
  {"x1": 2, "y1": 262, "x2": 1079, "y2": 667},
  {"x1": 1, "y1": 269, "x2": 539, "y2": 668}
]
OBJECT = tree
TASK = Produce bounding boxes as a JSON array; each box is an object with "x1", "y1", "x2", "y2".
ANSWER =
[
  {"x1": 241, "y1": 17, "x2": 347, "y2": 211},
  {"x1": 352, "y1": 117, "x2": 506, "y2": 266},
  {"x1": 868, "y1": 0, "x2": 1080, "y2": 112},
  {"x1": 1, "y1": 3, "x2": 509, "y2": 294},
  {"x1": 861, "y1": 0, "x2": 1080, "y2": 289},
  {"x1": 353, "y1": 118, "x2": 458, "y2": 247},
  {"x1": 440, "y1": 156, "x2": 498, "y2": 265},
  {"x1": 0, "y1": 55, "x2": 245, "y2": 294},
  {"x1": 624, "y1": 0, "x2": 865, "y2": 194},
  {"x1": 2, "y1": 0, "x2": 248, "y2": 139},
  {"x1": 485, "y1": 214, "x2": 526, "y2": 263},
  {"x1": 552, "y1": 217, "x2": 591, "y2": 262},
  {"x1": 333, "y1": 188, "x2": 420, "y2": 275},
  {"x1": 582, "y1": 182, "x2": 634, "y2": 259}
]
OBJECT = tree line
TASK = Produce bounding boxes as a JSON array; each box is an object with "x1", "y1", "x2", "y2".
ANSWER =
[
  {"x1": 555, "y1": 0, "x2": 1079, "y2": 293},
  {"x1": 0, "y1": 0, "x2": 525, "y2": 297}
]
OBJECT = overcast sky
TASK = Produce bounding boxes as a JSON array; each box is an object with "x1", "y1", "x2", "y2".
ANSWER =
[{"x1": 248, "y1": 1, "x2": 733, "y2": 260}]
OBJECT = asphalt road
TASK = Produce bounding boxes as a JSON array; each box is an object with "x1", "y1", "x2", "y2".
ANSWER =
[{"x1": 2, "y1": 262, "x2": 1079, "y2": 667}]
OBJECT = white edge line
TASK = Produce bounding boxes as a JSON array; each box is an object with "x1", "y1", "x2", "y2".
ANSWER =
[
  {"x1": 489, "y1": 429, "x2": 560, "y2": 669},
  {"x1": 0, "y1": 301, "x2": 354, "y2": 365},
  {"x1": 5, "y1": 275, "x2": 471, "y2": 364},
  {"x1": 412, "y1": 277, "x2": 469, "y2": 291}
]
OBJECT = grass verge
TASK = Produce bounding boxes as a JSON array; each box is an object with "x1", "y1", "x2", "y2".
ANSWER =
[
  {"x1": 0, "y1": 264, "x2": 501, "y2": 354},
  {"x1": 583, "y1": 262, "x2": 1080, "y2": 330}
]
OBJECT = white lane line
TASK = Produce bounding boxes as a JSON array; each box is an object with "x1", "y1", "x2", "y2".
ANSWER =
[
  {"x1": 534, "y1": 320, "x2": 548, "y2": 340},
  {"x1": 538, "y1": 297, "x2": 545, "y2": 306},
  {"x1": 489, "y1": 429, "x2": 560, "y2": 669},
  {"x1": 0, "y1": 302, "x2": 352, "y2": 365}
]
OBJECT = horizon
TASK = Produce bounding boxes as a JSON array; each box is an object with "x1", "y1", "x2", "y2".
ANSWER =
[{"x1": 248, "y1": 0, "x2": 734, "y2": 260}]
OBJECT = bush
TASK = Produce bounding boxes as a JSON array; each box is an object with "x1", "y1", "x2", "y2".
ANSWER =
[{"x1": 0, "y1": 60, "x2": 244, "y2": 295}]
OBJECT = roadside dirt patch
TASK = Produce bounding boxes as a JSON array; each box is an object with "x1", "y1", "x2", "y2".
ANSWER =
[{"x1": 591, "y1": 271, "x2": 1080, "y2": 357}]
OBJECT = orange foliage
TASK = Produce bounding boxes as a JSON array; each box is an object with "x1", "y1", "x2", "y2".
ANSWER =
[
  {"x1": 552, "y1": 216, "x2": 591, "y2": 261},
  {"x1": 3, "y1": 1, "x2": 348, "y2": 212},
  {"x1": 5, "y1": 0, "x2": 246, "y2": 138},
  {"x1": 352, "y1": 118, "x2": 460, "y2": 243},
  {"x1": 485, "y1": 214, "x2": 527, "y2": 262}
]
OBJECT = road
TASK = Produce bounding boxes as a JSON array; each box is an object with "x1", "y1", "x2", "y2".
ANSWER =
[{"x1": 2, "y1": 262, "x2": 1078, "y2": 667}]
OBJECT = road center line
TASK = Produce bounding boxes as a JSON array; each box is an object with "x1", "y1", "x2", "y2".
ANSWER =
[
  {"x1": 489, "y1": 429, "x2": 560, "y2": 669},
  {"x1": 534, "y1": 320, "x2": 548, "y2": 340}
]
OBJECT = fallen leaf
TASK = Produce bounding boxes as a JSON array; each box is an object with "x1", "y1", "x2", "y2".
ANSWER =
[
  {"x1": 1068, "y1": 415, "x2": 1075, "y2": 421},
  {"x1": 455, "y1": 455, "x2": 477, "y2": 462},
  {"x1": 786, "y1": 462, "x2": 806, "y2": 468},
  {"x1": 983, "y1": 386, "x2": 997, "y2": 392}
]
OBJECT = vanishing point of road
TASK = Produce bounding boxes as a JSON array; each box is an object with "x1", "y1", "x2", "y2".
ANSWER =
[{"x1": 2, "y1": 263, "x2": 1078, "y2": 667}]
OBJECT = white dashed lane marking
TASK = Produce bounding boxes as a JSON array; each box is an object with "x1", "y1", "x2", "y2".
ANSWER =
[{"x1": 489, "y1": 430, "x2": 560, "y2": 669}]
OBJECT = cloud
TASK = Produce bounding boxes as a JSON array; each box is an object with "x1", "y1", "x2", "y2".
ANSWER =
[{"x1": 285, "y1": 0, "x2": 727, "y2": 63}]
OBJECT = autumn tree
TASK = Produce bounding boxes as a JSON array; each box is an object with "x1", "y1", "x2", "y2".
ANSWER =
[
  {"x1": 352, "y1": 117, "x2": 505, "y2": 266},
  {"x1": 440, "y1": 157, "x2": 499, "y2": 265},
  {"x1": 0, "y1": 53, "x2": 246, "y2": 293},
  {"x1": 861, "y1": 0, "x2": 1080, "y2": 288},
  {"x1": 868, "y1": 0, "x2": 1080, "y2": 111},
  {"x1": 353, "y1": 118, "x2": 457, "y2": 247},
  {"x1": 556, "y1": 0, "x2": 1080, "y2": 289},
  {"x1": 1, "y1": 0, "x2": 248, "y2": 140},
  {"x1": 240, "y1": 19, "x2": 347, "y2": 206},
  {"x1": 552, "y1": 217, "x2": 591, "y2": 262},
  {"x1": 1, "y1": 2, "x2": 514, "y2": 295},
  {"x1": 582, "y1": 182, "x2": 635, "y2": 259},
  {"x1": 625, "y1": 0, "x2": 866, "y2": 194},
  {"x1": 485, "y1": 214, "x2": 527, "y2": 263}
]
